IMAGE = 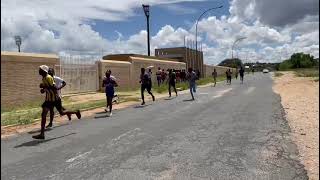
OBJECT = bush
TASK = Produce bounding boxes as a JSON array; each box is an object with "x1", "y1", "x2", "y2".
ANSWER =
[{"x1": 279, "y1": 60, "x2": 293, "y2": 70}]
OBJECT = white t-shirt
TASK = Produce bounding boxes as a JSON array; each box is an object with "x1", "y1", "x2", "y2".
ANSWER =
[{"x1": 53, "y1": 76, "x2": 65, "y2": 98}]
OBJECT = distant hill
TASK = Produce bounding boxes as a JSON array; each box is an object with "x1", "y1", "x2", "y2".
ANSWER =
[{"x1": 218, "y1": 58, "x2": 243, "y2": 68}]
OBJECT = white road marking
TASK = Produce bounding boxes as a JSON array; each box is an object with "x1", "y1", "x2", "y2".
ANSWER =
[
  {"x1": 244, "y1": 87, "x2": 256, "y2": 94},
  {"x1": 66, "y1": 150, "x2": 93, "y2": 163},
  {"x1": 111, "y1": 128, "x2": 141, "y2": 143},
  {"x1": 212, "y1": 88, "x2": 232, "y2": 98}
]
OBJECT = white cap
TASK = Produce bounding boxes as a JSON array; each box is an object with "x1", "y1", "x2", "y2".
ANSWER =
[{"x1": 39, "y1": 65, "x2": 49, "y2": 73}]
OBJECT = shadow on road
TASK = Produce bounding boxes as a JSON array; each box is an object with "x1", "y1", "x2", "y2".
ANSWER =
[
  {"x1": 164, "y1": 97, "x2": 176, "y2": 100},
  {"x1": 95, "y1": 111, "x2": 107, "y2": 115},
  {"x1": 183, "y1": 99, "x2": 194, "y2": 102},
  {"x1": 14, "y1": 133, "x2": 76, "y2": 148},
  {"x1": 133, "y1": 104, "x2": 150, "y2": 108},
  {"x1": 27, "y1": 123, "x2": 69, "y2": 134}
]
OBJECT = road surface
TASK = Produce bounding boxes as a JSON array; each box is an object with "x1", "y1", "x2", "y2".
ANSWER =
[{"x1": 1, "y1": 73, "x2": 308, "y2": 180}]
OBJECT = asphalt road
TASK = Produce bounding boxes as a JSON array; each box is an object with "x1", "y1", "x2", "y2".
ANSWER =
[{"x1": 1, "y1": 73, "x2": 308, "y2": 180}]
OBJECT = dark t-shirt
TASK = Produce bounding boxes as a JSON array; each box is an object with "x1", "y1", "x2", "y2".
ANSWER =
[
  {"x1": 140, "y1": 73, "x2": 150, "y2": 86},
  {"x1": 169, "y1": 72, "x2": 176, "y2": 84},
  {"x1": 239, "y1": 69, "x2": 244, "y2": 76},
  {"x1": 103, "y1": 78, "x2": 116, "y2": 96}
]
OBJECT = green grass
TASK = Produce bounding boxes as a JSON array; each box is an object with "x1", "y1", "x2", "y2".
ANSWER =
[
  {"x1": 274, "y1": 72, "x2": 284, "y2": 77},
  {"x1": 294, "y1": 68, "x2": 319, "y2": 77},
  {"x1": 1, "y1": 96, "x2": 139, "y2": 126},
  {"x1": 1, "y1": 76, "x2": 226, "y2": 126}
]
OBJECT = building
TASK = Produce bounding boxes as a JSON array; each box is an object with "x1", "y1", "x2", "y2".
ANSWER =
[{"x1": 155, "y1": 47, "x2": 204, "y2": 77}]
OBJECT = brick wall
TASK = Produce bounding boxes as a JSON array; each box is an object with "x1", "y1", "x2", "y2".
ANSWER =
[
  {"x1": 97, "y1": 60, "x2": 132, "y2": 91},
  {"x1": 1, "y1": 51, "x2": 59, "y2": 107}
]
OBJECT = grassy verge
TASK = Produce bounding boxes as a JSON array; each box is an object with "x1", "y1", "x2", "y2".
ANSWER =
[
  {"x1": 1, "y1": 76, "x2": 224, "y2": 126},
  {"x1": 1, "y1": 96, "x2": 139, "y2": 126},
  {"x1": 274, "y1": 72, "x2": 284, "y2": 77},
  {"x1": 293, "y1": 68, "x2": 319, "y2": 77}
]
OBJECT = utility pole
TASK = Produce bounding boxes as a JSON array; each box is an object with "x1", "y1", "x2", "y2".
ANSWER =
[
  {"x1": 142, "y1": 5, "x2": 150, "y2": 56},
  {"x1": 14, "y1": 36, "x2": 22, "y2": 52}
]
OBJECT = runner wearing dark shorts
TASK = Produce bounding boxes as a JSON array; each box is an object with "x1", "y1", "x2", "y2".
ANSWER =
[
  {"x1": 168, "y1": 69, "x2": 178, "y2": 97},
  {"x1": 103, "y1": 70, "x2": 118, "y2": 117},
  {"x1": 140, "y1": 68, "x2": 155, "y2": 105},
  {"x1": 239, "y1": 67, "x2": 245, "y2": 84}
]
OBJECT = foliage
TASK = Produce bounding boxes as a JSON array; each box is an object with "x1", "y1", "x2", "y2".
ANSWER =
[
  {"x1": 218, "y1": 58, "x2": 243, "y2": 68},
  {"x1": 279, "y1": 52, "x2": 317, "y2": 70}
]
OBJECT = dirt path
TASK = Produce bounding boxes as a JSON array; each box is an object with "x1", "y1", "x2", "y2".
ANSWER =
[{"x1": 273, "y1": 72, "x2": 319, "y2": 180}]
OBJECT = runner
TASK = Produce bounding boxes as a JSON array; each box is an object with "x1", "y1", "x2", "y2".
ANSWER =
[
  {"x1": 235, "y1": 68, "x2": 238, "y2": 79},
  {"x1": 161, "y1": 69, "x2": 166, "y2": 84},
  {"x1": 186, "y1": 67, "x2": 197, "y2": 100},
  {"x1": 46, "y1": 68, "x2": 71, "y2": 128},
  {"x1": 147, "y1": 68, "x2": 153, "y2": 89},
  {"x1": 168, "y1": 69, "x2": 178, "y2": 97},
  {"x1": 102, "y1": 70, "x2": 118, "y2": 117},
  {"x1": 175, "y1": 69, "x2": 180, "y2": 83},
  {"x1": 33, "y1": 65, "x2": 81, "y2": 139},
  {"x1": 140, "y1": 68, "x2": 155, "y2": 105},
  {"x1": 228, "y1": 69, "x2": 232, "y2": 85},
  {"x1": 212, "y1": 68, "x2": 218, "y2": 87},
  {"x1": 239, "y1": 66, "x2": 245, "y2": 84},
  {"x1": 226, "y1": 69, "x2": 232, "y2": 85},
  {"x1": 156, "y1": 67, "x2": 162, "y2": 86}
]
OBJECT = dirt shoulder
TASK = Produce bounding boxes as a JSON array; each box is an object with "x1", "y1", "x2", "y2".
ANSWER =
[{"x1": 272, "y1": 71, "x2": 319, "y2": 180}]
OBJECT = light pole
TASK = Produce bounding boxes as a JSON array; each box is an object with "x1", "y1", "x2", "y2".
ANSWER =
[
  {"x1": 14, "y1": 35, "x2": 22, "y2": 52},
  {"x1": 231, "y1": 37, "x2": 246, "y2": 59},
  {"x1": 231, "y1": 37, "x2": 246, "y2": 68},
  {"x1": 195, "y1": 5, "x2": 223, "y2": 77},
  {"x1": 142, "y1": 4, "x2": 150, "y2": 56}
]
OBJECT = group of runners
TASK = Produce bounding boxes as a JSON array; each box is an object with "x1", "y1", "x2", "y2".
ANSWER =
[
  {"x1": 155, "y1": 68, "x2": 188, "y2": 86},
  {"x1": 34, "y1": 64, "x2": 246, "y2": 139}
]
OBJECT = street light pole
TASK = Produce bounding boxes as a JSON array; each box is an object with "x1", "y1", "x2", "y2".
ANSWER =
[
  {"x1": 231, "y1": 37, "x2": 246, "y2": 59},
  {"x1": 195, "y1": 5, "x2": 223, "y2": 77},
  {"x1": 231, "y1": 37, "x2": 246, "y2": 68},
  {"x1": 14, "y1": 35, "x2": 22, "y2": 52},
  {"x1": 142, "y1": 4, "x2": 150, "y2": 56}
]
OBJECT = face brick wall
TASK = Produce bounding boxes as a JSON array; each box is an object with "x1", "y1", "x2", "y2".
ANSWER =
[{"x1": 1, "y1": 51, "x2": 59, "y2": 107}]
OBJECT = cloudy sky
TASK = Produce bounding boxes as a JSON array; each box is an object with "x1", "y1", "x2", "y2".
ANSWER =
[{"x1": 1, "y1": 0, "x2": 319, "y2": 65}]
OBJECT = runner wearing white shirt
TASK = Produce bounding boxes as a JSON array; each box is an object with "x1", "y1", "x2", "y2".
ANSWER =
[{"x1": 46, "y1": 68, "x2": 72, "y2": 128}]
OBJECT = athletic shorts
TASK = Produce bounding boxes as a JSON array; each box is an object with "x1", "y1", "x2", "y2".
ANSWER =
[{"x1": 42, "y1": 101, "x2": 55, "y2": 109}]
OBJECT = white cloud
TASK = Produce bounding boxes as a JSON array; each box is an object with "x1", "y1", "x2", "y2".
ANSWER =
[{"x1": 1, "y1": 0, "x2": 319, "y2": 65}]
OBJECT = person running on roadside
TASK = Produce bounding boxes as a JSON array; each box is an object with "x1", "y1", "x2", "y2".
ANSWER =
[
  {"x1": 156, "y1": 67, "x2": 162, "y2": 86},
  {"x1": 187, "y1": 67, "x2": 197, "y2": 100},
  {"x1": 235, "y1": 68, "x2": 238, "y2": 79},
  {"x1": 212, "y1": 68, "x2": 218, "y2": 87},
  {"x1": 102, "y1": 70, "x2": 118, "y2": 117},
  {"x1": 239, "y1": 67, "x2": 245, "y2": 84},
  {"x1": 226, "y1": 69, "x2": 232, "y2": 85},
  {"x1": 46, "y1": 68, "x2": 71, "y2": 128},
  {"x1": 33, "y1": 65, "x2": 81, "y2": 139},
  {"x1": 148, "y1": 68, "x2": 153, "y2": 88},
  {"x1": 168, "y1": 69, "x2": 178, "y2": 97},
  {"x1": 252, "y1": 68, "x2": 255, "y2": 74},
  {"x1": 228, "y1": 69, "x2": 232, "y2": 84},
  {"x1": 161, "y1": 69, "x2": 166, "y2": 84},
  {"x1": 226, "y1": 70, "x2": 229, "y2": 84},
  {"x1": 140, "y1": 68, "x2": 155, "y2": 105}
]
